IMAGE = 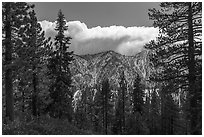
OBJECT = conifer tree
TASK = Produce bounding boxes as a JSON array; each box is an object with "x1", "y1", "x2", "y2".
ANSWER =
[
  {"x1": 3, "y1": 2, "x2": 14, "y2": 121},
  {"x1": 149, "y1": 88, "x2": 160, "y2": 134},
  {"x1": 125, "y1": 74, "x2": 149, "y2": 135},
  {"x1": 2, "y1": 2, "x2": 35, "y2": 121},
  {"x1": 47, "y1": 9, "x2": 74, "y2": 120},
  {"x1": 101, "y1": 78, "x2": 110, "y2": 134},
  {"x1": 132, "y1": 74, "x2": 144, "y2": 114},
  {"x1": 20, "y1": 9, "x2": 52, "y2": 116},
  {"x1": 145, "y1": 2, "x2": 202, "y2": 134},
  {"x1": 113, "y1": 102, "x2": 122, "y2": 134},
  {"x1": 114, "y1": 71, "x2": 126, "y2": 134},
  {"x1": 92, "y1": 84, "x2": 104, "y2": 132},
  {"x1": 160, "y1": 89, "x2": 180, "y2": 135}
]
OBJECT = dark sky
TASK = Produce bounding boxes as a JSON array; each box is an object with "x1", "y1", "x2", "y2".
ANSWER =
[{"x1": 31, "y1": 2, "x2": 160, "y2": 28}]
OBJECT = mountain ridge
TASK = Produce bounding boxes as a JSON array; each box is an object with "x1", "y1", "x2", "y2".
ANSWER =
[
  {"x1": 72, "y1": 50, "x2": 147, "y2": 61},
  {"x1": 70, "y1": 49, "x2": 151, "y2": 92}
]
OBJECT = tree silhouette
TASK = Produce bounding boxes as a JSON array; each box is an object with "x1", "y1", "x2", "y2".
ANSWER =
[
  {"x1": 114, "y1": 71, "x2": 126, "y2": 134},
  {"x1": 21, "y1": 9, "x2": 51, "y2": 116},
  {"x1": 132, "y1": 74, "x2": 144, "y2": 114},
  {"x1": 47, "y1": 9, "x2": 74, "y2": 120},
  {"x1": 101, "y1": 78, "x2": 111, "y2": 134},
  {"x1": 145, "y1": 2, "x2": 202, "y2": 134},
  {"x1": 149, "y1": 88, "x2": 160, "y2": 134},
  {"x1": 2, "y1": 2, "x2": 35, "y2": 121},
  {"x1": 160, "y1": 85, "x2": 180, "y2": 135}
]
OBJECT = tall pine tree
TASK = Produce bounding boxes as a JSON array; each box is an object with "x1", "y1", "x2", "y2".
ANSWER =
[
  {"x1": 3, "y1": 2, "x2": 14, "y2": 121},
  {"x1": 93, "y1": 79, "x2": 112, "y2": 134},
  {"x1": 47, "y1": 9, "x2": 74, "y2": 120},
  {"x1": 20, "y1": 9, "x2": 52, "y2": 116},
  {"x1": 101, "y1": 78, "x2": 111, "y2": 134},
  {"x1": 160, "y1": 85, "x2": 180, "y2": 135},
  {"x1": 132, "y1": 74, "x2": 144, "y2": 114},
  {"x1": 113, "y1": 71, "x2": 126, "y2": 134},
  {"x1": 149, "y1": 88, "x2": 160, "y2": 134},
  {"x1": 145, "y1": 2, "x2": 202, "y2": 134},
  {"x1": 2, "y1": 2, "x2": 35, "y2": 121}
]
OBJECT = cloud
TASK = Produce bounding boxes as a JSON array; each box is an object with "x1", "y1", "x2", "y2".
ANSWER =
[{"x1": 39, "y1": 20, "x2": 159, "y2": 56}]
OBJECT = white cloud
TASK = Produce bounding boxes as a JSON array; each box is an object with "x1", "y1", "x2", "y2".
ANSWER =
[{"x1": 39, "y1": 20, "x2": 159, "y2": 56}]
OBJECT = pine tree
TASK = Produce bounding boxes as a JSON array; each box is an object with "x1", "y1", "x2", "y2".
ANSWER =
[
  {"x1": 101, "y1": 78, "x2": 110, "y2": 134},
  {"x1": 20, "y1": 9, "x2": 52, "y2": 116},
  {"x1": 3, "y1": 2, "x2": 14, "y2": 121},
  {"x1": 149, "y1": 88, "x2": 160, "y2": 134},
  {"x1": 145, "y1": 2, "x2": 202, "y2": 134},
  {"x1": 92, "y1": 84, "x2": 104, "y2": 132},
  {"x1": 114, "y1": 71, "x2": 126, "y2": 134},
  {"x1": 113, "y1": 102, "x2": 122, "y2": 134},
  {"x1": 132, "y1": 74, "x2": 144, "y2": 114},
  {"x1": 47, "y1": 9, "x2": 74, "y2": 120},
  {"x1": 160, "y1": 88, "x2": 180, "y2": 135},
  {"x1": 125, "y1": 74, "x2": 150, "y2": 135},
  {"x1": 2, "y1": 2, "x2": 35, "y2": 121}
]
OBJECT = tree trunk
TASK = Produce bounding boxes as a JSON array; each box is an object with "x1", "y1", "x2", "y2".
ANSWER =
[
  {"x1": 32, "y1": 65, "x2": 37, "y2": 116},
  {"x1": 105, "y1": 89, "x2": 108, "y2": 135},
  {"x1": 187, "y1": 2, "x2": 198, "y2": 135},
  {"x1": 122, "y1": 88, "x2": 125, "y2": 134},
  {"x1": 22, "y1": 89, "x2": 25, "y2": 112},
  {"x1": 84, "y1": 87, "x2": 87, "y2": 117},
  {"x1": 102, "y1": 93, "x2": 105, "y2": 134},
  {"x1": 5, "y1": 2, "x2": 14, "y2": 121}
]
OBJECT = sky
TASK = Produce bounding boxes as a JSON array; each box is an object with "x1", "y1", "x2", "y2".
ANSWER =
[{"x1": 32, "y1": 2, "x2": 160, "y2": 55}]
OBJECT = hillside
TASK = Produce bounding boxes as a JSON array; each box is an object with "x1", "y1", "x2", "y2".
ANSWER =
[{"x1": 70, "y1": 50, "x2": 151, "y2": 92}]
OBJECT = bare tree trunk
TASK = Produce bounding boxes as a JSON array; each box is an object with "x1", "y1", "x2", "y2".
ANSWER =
[
  {"x1": 22, "y1": 89, "x2": 25, "y2": 112},
  {"x1": 122, "y1": 88, "x2": 125, "y2": 134},
  {"x1": 32, "y1": 65, "x2": 37, "y2": 116},
  {"x1": 5, "y1": 2, "x2": 14, "y2": 121},
  {"x1": 105, "y1": 88, "x2": 108, "y2": 135},
  {"x1": 187, "y1": 2, "x2": 198, "y2": 135}
]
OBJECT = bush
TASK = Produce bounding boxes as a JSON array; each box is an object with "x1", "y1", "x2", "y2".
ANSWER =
[
  {"x1": 2, "y1": 113, "x2": 93, "y2": 135},
  {"x1": 125, "y1": 113, "x2": 150, "y2": 135}
]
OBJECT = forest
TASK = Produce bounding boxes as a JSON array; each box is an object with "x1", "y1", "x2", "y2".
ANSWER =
[{"x1": 2, "y1": 2, "x2": 202, "y2": 135}]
